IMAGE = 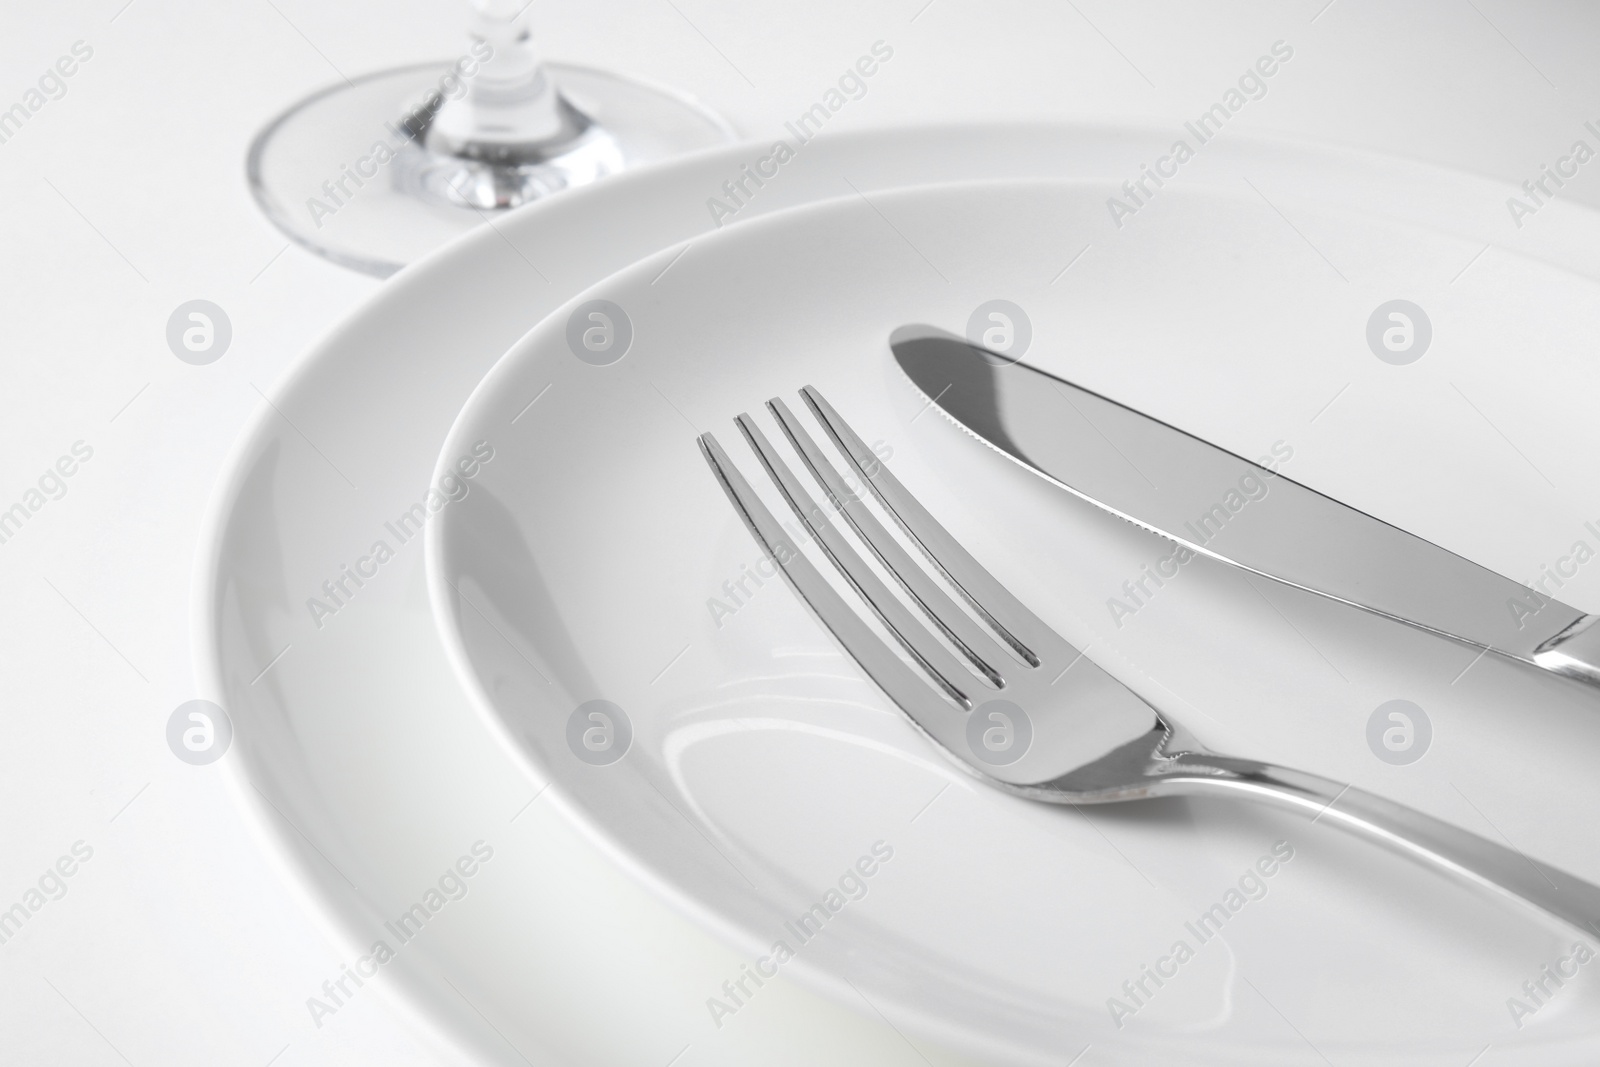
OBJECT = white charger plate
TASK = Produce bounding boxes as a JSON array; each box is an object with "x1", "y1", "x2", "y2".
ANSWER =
[
  {"x1": 198, "y1": 124, "x2": 1361, "y2": 1067},
  {"x1": 428, "y1": 173, "x2": 1600, "y2": 1065}
]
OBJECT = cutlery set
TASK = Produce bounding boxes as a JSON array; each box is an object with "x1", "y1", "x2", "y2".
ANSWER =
[
  {"x1": 701, "y1": 332, "x2": 1600, "y2": 934},
  {"x1": 215, "y1": 127, "x2": 1600, "y2": 1057}
]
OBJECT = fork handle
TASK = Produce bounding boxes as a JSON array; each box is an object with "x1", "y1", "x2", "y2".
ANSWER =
[{"x1": 1150, "y1": 753, "x2": 1600, "y2": 936}]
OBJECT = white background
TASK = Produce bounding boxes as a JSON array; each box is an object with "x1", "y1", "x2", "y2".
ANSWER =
[{"x1": 2, "y1": 0, "x2": 1599, "y2": 1062}]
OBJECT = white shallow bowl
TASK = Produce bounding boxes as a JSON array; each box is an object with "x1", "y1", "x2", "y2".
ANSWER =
[
  {"x1": 202, "y1": 123, "x2": 1402, "y2": 1066},
  {"x1": 427, "y1": 172, "x2": 1600, "y2": 1064}
]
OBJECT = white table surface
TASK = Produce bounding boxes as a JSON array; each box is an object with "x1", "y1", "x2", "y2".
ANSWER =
[{"x1": 2, "y1": 1, "x2": 1598, "y2": 1063}]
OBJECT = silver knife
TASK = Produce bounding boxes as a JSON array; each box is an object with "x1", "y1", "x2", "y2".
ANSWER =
[{"x1": 890, "y1": 325, "x2": 1600, "y2": 687}]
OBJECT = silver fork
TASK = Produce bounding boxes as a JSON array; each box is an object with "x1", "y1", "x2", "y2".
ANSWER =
[{"x1": 699, "y1": 386, "x2": 1600, "y2": 934}]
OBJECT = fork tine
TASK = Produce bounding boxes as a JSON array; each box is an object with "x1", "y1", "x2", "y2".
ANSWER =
[
  {"x1": 802, "y1": 386, "x2": 1054, "y2": 666},
  {"x1": 767, "y1": 397, "x2": 1012, "y2": 687},
  {"x1": 734, "y1": 414, "x2": 980, "y2": 708},
  {"x1": 699, "y1": 433, "x2": 970, "y2": 730}
]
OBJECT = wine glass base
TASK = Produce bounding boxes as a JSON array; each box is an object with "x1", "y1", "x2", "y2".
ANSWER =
[{"x1": 247, "y1": 62, "x2": 735, "y2": 277}]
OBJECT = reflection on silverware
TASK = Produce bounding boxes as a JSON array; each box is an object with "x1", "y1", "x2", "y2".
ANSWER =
[
  {"x1": 702, "y1": 385, "x2": 1600, "y2": 935},
  {"x1": 891, "y1": 325, "x2": 1600, "y2": 688}
]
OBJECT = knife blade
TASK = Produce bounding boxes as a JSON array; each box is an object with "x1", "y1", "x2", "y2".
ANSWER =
[{"x1": 890, "y1": 324, "x2": 1600, "y2": 687}]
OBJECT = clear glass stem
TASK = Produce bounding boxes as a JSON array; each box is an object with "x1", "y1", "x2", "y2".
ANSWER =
[{"x1": 423, "y1": 2, "x2": 593, "y2": 160}]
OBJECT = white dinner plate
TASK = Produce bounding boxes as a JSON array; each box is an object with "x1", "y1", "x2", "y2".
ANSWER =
[
  {"x1": 428, "y1": 173, "x2": 1600, "y2": 1065},
  {"x1": 200, "y1": 123, "x2": 1412, "y2": 1067}
]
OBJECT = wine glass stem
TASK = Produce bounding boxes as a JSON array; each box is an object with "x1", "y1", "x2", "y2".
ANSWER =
[{"x1": 429, "y1": 0, "x2": 586, "y2": 154}]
